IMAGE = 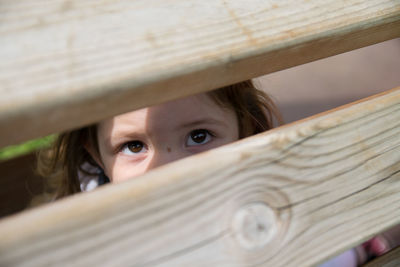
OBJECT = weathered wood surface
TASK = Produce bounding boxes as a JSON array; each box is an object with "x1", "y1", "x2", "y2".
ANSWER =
[
  {"x1": 1, "y1": 0, "x2": 400, "y2": 148},
  {"x1": 0, "y1": 87, "x2": 399, "y2": 266},
  {"x1": 365, "y1": 246, "x2": 400, "y2": 267}
]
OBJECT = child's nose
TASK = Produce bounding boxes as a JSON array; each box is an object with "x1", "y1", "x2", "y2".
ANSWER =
[{"x1": 146, "y1": 149, "x2": 185, "y2": 171}]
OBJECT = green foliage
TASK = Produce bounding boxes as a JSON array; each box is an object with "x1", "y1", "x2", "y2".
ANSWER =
[{"x1": 0, "y1": 135, "x2": 56, "y2": 161}]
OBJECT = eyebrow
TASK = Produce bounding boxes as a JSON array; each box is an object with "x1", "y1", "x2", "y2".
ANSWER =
[
  {"x1": 178, "y1": 118, "x2": 229, "y2": 130},
  {"x1": 105, "y1": 128, "x2": 145, "y2": 149}
]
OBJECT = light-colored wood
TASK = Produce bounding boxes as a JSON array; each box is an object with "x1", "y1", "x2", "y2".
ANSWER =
[
  {"x1": 364, "y1": 246, "x2": 400, "y2": 267},
  {"x1": 1, "y1": 0, "x2": 400, "y2": 148},
  {"x1": 0, "y1": 87, "x2": 399, "y2": 267}
]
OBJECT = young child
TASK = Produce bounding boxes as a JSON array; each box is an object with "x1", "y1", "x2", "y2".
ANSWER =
[
  {"x1": 37, "y1": 79, "x2": 398, "y2": 266},
  {"x1": 37, "y1": 80, "x2": 280, "y2": 198}
]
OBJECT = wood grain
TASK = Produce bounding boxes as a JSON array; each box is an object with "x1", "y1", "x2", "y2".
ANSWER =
[
  {"x1": 0, "y1": 87, "x2": 399, "y2": 266},
  {"x1": 365, "y1": 246, "x2": 400, "y2": 267},
  {"x1": 1, "y1": 0, "x2": 400, "y2": 147},
  {"x1": 364, "y1": 247, "x2": 400, "y2": 267}
]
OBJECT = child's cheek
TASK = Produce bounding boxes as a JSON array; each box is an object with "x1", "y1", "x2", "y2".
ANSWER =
[
  {"x1": 118, "y1": 152, "x2": 147, "y2": 163},
  {"x1": 186, "y1": 142, "x2": 215, "y2": 154},
  {"x1": 110, "y1": 155, "x2": 148, "y2": 183},
  {"x1": 187, "y1": 137, "x2": 232, "y2": 154}
]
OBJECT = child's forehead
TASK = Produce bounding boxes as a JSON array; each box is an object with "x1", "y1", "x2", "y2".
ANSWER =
[{"x1": 100, "y1": 92, "x2": 233, "y2": 131}]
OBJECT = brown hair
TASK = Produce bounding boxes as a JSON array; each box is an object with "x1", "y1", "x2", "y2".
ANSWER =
[
  {"x1": 210, "y1": 80, "x2": 281, "y2": 138},
  {"x1": 37, "y1": 80, "x2": 282, "y2": 199}
]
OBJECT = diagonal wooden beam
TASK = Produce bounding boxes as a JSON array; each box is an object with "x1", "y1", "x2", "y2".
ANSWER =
[
  {"x1": 1, "y1": 0, "x2": 400, "y2": 147},
  {"x1": 0, "y1": 87, "x2": 399, "y2": 266}
]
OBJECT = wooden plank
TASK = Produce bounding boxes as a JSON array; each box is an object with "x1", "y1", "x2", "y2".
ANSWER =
[
  {"x1": 0, "y1": 87, "x2": 399, "y2": 266},
  {"x1": 364, "y1": 246, "x2": 400, "y2": 267},
  {"x1": 1, "y1": 0, "x2": 400, "y2": 148}
]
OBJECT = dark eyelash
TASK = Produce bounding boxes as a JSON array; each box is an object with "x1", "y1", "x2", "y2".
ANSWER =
[
  {"x1": 114, "y1": 142, "x2": 127, "y2": 154},
  {"x1": 115, "y1": 140, "x2": 143, "y2": 154},
  {"x1": 207, "y1": 129, "x2": 215, "y2": 136},
  {"x1": 192, "y1": 129, "x2": 215, "y2": 136}
]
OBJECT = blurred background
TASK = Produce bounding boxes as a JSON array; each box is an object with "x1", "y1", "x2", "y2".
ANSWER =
[{"x1": 257, "y1": 38, "x2": 400, "y2": 123}]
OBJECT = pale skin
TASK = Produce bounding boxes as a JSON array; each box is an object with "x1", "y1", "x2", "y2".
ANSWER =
[{"x1": 92, "y1": 93, "x2": 239, "y2": 183}]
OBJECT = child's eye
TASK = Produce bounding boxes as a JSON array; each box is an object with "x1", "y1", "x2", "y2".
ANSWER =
[
  {"x1": 186, "y1": 129, "x2": 212, "y2": 146},
  {"x1": 121, "y1": 141, "x2": 146, "y2": 154}
]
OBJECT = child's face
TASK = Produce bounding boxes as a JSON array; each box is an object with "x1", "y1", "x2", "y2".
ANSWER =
[{"x1": 95, "y1": 93, "x2": 239, "y2": 183}]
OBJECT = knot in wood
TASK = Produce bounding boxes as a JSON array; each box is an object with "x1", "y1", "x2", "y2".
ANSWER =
[{"x1": 232, "y1": 202, "x2": 277, "y2": 250}]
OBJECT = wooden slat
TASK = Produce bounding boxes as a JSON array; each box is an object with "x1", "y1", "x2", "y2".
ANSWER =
[
  {"x1": 0, "y1": 87, "x2": 399, "y2": 266},
  {"x1": 1, "y1": 0, "x2": 400, "y2": 147},
  {"x1": 364, "y1": 246, "x2": 400, "y2": 267}
]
